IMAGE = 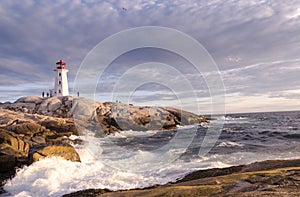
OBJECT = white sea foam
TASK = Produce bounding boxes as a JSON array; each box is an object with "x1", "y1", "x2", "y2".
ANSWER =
[
  {"x1": 217, "y1": 141, "x2": 244, "y2": 147},
  {"x1": 176, "y1": 124, "x2": 199, "y2": 129},
  {"x1": 215, "y1": 115, "x2": 249, "y2": 124},
  {"x1": 118, "y1": 129, "x2": 161, "y2": 137},
  {"x1": 3, "y1": 148, "x2": 199, "y2": 197},
  {"x1": 68, "y1": 135, "x2": 80, "y2": 140}
]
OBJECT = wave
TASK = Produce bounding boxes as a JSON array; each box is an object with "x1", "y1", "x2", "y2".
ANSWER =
[
  {"x1": 116, "y1": 129, "x2": 162, "y2": 138},
  {"x1": 98, "y1": 124, "x2": 201, "y2": 139},
  {"x1": 214, "y1": 115, "x2": 249, "y2": 124},
  {"x1": 4, "y1": 139, "x2": 300, "y2": 197},
  {"x1": 217, "y1": 141, "x2": 244, "y2": 147}
]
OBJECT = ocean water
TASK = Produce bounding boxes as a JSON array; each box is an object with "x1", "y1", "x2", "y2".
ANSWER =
[{"x1": 3, "y1": 111, "x2": 300, "y2": 197}]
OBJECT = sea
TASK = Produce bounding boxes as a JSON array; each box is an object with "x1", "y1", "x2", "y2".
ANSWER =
[{"x1": 2, "y1": 111, "x2": 300, "y2": 197}]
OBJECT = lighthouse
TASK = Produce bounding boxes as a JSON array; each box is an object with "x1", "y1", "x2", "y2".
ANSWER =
[{"x1": 52, "y1": 60, "x2": 69, "y2": 96}]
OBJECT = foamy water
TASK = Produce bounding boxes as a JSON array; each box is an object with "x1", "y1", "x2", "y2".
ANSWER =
[
  {"x1": 4, "y1": 149, "x2": 298, "y2": 197},
  {"x1": 217, "y1": 141, "x2": 244, "y2": 147},
  {"x1": 2, "y1": 147, "x2": 224, "y2": 196}
]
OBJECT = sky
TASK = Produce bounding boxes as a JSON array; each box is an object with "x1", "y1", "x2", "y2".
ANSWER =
[{"x1": 0, "y1": 0, "x2": 300, "y2": 114}]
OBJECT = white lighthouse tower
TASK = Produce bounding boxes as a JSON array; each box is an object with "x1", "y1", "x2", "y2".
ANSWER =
[{"x1": 53, "y1": 60, "x2": 69, "y2": 96}]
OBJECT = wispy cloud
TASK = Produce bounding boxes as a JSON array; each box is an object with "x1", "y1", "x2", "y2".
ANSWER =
[{"x1": 0, "y1": 0, "x2": 299, "y2": 112}]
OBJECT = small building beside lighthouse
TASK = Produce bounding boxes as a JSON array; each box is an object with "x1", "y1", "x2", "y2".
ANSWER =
[{"x1": 51, "y1": 60, "x2": 69, "y2": 96}]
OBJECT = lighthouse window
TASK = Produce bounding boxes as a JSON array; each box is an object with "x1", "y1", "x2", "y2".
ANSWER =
[
  {"x1": 59, "y1": 81, "x2": 61, "y2": 84},
  {"x1": 59, "y1": 90, "x2": 61, "y2": 93},
  {"x1": 59, "y1": 73, "x2": 61, "y2": 76}
]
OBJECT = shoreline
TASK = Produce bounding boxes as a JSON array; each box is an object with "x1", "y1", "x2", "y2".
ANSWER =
[
  {"x1": 63, "y1": 158, "x2": 300, "y2": 197},
  {"x1": 1, "y1": 158, "x2": 300, "y2": 196}
]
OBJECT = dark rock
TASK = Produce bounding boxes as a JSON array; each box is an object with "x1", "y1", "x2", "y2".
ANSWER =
[
  {"x1": 241, "y1": 159, "x2": 300, "y2": 172},
  {"x1": 0, "y1": 129, "x2": 29, "y2": 176},
  {"x1": 40, "y1": 119, "x2": 77, "y2": 135},
  {"x1": 31, "y1": 136, "x2": 46, "y2": 145},
  {"x1": 63, "y1": 189, "x2": 111, "y2": 197},
  {"x1": 0, "y1": 129, "x2": 29, "y2": 158},
  {"x1": 177, "y1": 165, "x2": 245, "y2": 183},
  {"x1": 10, "y1": 122, "x2": 46, "y2": 136},
  {"x1": 0, "y1": 155, "x2": 16, "y2": 173}
]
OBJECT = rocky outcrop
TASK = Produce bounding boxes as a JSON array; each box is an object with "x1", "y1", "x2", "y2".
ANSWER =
[
  {"x1": 94, "y1": 102, "x2": 208, "y2": 134},
  {"x1": 0, "y1": 108, "x2": 78, "y2": 146},
  {"x1": 0, "y1": 108, "x2": 80, "y2": 186},
  {"x1": 1, "y1": 96, "x2": 208, "y2": 135},
  {"x1": 1, "y1": 96, "x2": 73, "y2": 118},
  {"x1": 30, "y1": 145, "x2": 80, "y2": 163}
]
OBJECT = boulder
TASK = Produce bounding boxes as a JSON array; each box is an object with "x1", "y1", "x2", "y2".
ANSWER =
[
  {"x1": 30, "y1": 145, "x2": 80, "y2": 163},
  {"x1": 40, "y1": 119, "x2": 77, "y2": 135},
  {"x1": 47, "y1": 97, "x2": 62, "y2": 112},
  {"x1": 15, "y1": 96, "x2": 43, "y2": 104},
  {"x1": 36, "y1": 100, "x2": 48, "y2": 114},
  {"x1": 0, "y1": 129, "x2": 29, "y2": 158},
  {"x1": 10, "y1": 122, "x2": 46, "y2": 136},
  {"x1": 72, "y1": 97, "x2": 100, "y2": 121},
  {"x1": 34, "y1": 96, "x2": 74, "y2": 118},
  {"x1": 0, "y1": 129, "x2": 29, "y2": 172}
]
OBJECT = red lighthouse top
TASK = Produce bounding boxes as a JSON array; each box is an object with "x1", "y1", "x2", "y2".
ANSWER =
[{"x1": 56, "y1": 60, "x2": 66, "y2": 69}]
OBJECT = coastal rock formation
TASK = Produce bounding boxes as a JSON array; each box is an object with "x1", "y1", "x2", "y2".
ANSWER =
[
  {"x1": 0, "y1": 108, "x2": 79, "y2": 185},
  {"x1": 30, "y1": 145, "x2": 80, "y2": 163},
  {"x1": 0, "y1": 96, "x2": 208, "y2": 187},
  {"x1": 94, "y1": 101, "x2": 207, "y2": 134},
  {"x1": 1, "y1": 96, "x2": 208, "y2": 135},
  {"x1": 1, "y1": 96, "x2": 73, "y2": 118}
]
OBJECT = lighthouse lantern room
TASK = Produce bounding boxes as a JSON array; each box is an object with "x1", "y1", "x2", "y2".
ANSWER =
[{"x1": 53, "y1": 60, "x2": 69, "y2": 96}]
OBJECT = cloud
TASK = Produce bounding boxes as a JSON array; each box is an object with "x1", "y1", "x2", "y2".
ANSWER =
[
  {"x1": 0, "y1": 0, "x2": 299, "y2": 112},
  {"x1": 222, "y1": 59, "x2": 300, "y2": 95}
]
